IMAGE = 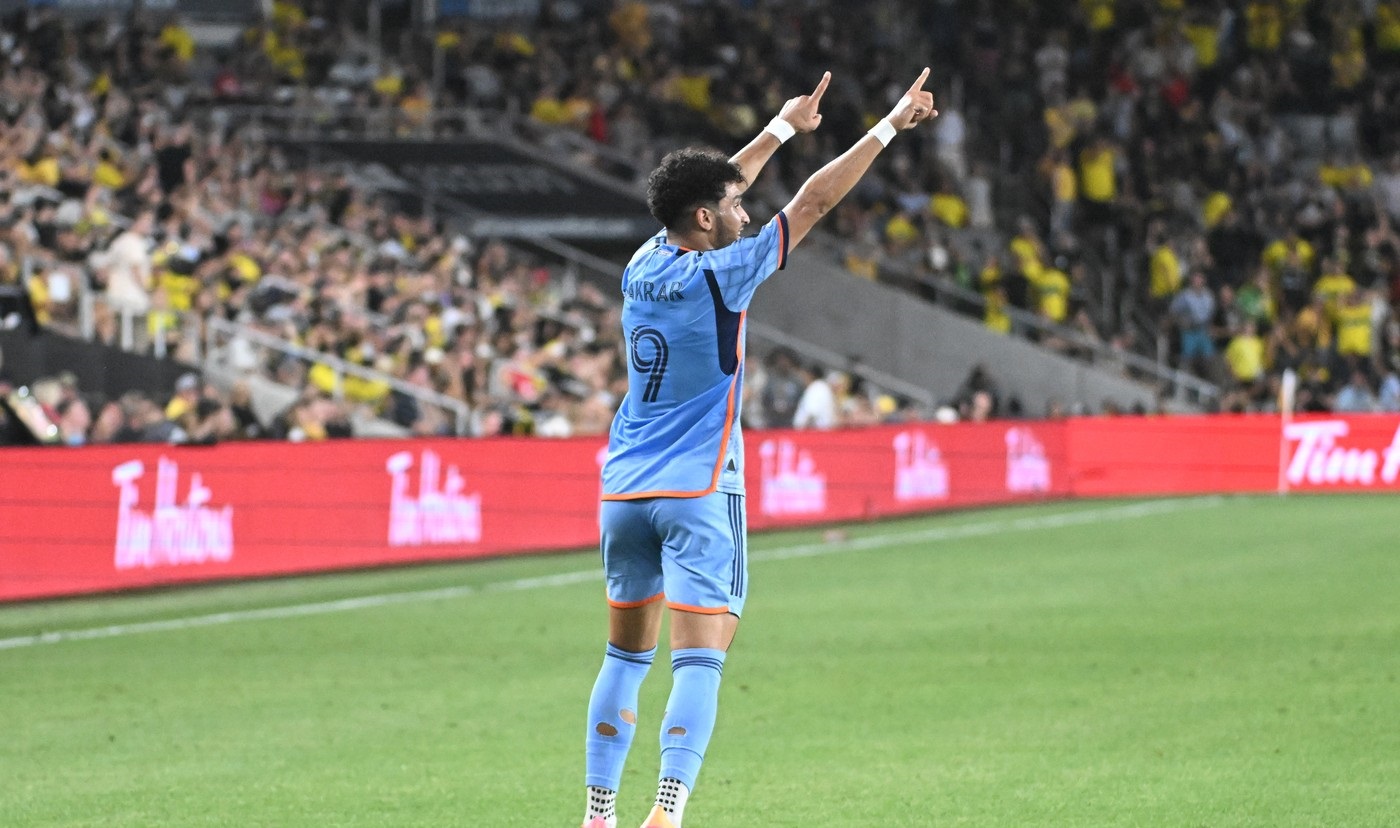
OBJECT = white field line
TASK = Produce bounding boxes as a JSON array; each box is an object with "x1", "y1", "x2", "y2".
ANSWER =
[{"x1": 0, "y1": 497, "x2": 1221, "y2": 652}]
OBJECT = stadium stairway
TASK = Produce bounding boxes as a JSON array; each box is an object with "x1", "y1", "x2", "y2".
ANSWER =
[{"x1": 746, "y1": 251, "x2": 1168, "y2": 415}]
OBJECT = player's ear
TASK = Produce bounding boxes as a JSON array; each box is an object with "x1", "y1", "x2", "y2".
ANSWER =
[{"x1": 694, "y1": 204, "x2": 714, "y2": 232}]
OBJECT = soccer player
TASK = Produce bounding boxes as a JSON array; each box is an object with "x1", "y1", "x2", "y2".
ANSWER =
[{"x1": 582, "y1": 68, "x2": 937, "y2": 828}]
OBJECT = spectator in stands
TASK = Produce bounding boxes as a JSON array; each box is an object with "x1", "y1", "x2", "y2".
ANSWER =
[
  {"x1": 532, "y1": 388, "x2": 574, "y2": 438},
  {"x1": 1148, "y1": 228, "x2": 1184, "y2": 315},
  {"x1": 1382, "y1": 316, "x2": 1400, "y2": 376},
  {"x1": 94, "y1": 210, "x2": 155, "y2": 322},
  {"x1": 88, "y1": 397, "x2": 125, "y2": 444},
  {"x1": 1044, "y1": 148, "x2": 1077, "y2": 240},
  {"x1": 1235, "y1": 266, "x2": 1278, "y2": 333},
  {"x1": 165, "y1": 371, "x2": 202, "y2": 421},
  {"x1": 956, "y1": 363, "x2": 1001, "y2": 418},
  {"x1": 1076, "y1": 133, "x2": 1121, "y2": 237},
  {"x1": 1333, "y1": 288, "x2": 1377, "y2": 374},
  {"x1": 983, "y1": 285, "x2": 1012, "y2": 334},
  {"x1": 0, "y1": 254, "x2": 41, "y2": 335},
  {"x1": 1264, "y1": 227, "x2": 1316, "y2": 309},
  {"x1": 53, "y1": 396, "x2": 91, "y2": 446},
  {"x1": 1334, "y1": 368, "x2": 1379, "y2": 413},
  {"x1": 1224, "y1": 319, "x2": 1267, "y2": 401},
  {"x1": 1171, "y1": 272, "x2": 1218, "y2": 377},
  {"x1": 226, "y1": 380, "x2": 265, "y2": 439},
  {"x1": 738, "y1": 353, "x2": 768, "y2": 430},
  {"x1": 792, "y1": 363, "x2": 838, "y2": 431},
  {"x1": 155, "y1": 125, "x2": 195, "y2": 198},
  {"x1": 1313, "y1": 258, "x2": 1358, "y2": 319},
  {"x1": 758, "y1": 348, "x2": 802, "y2": 429},
  {"x1": 1208, "y1": 209, "x2": 1262, "y2": 290},
  {"x1": 929, "y1": 180, "x2": 969, "y2": 231},
  {"x1": 273, "y1": 390, "x2": 352, "y2": 442},
  {"x1": 837, "y1": 374, "x2": 882, "y2": 428},
  {"x1": 1380, "y1": 369, "x2": 1400, "y2": 412},
  {"x1": 181, "y1": 396, "x2": 236, "y2": 445},
  {"x1": 1378, "y1": 153, "x2": 1400, "y2": 221},
  {"x1": 111, "y1": 390, "x2": 173, "y2": 443},
  {"x1": 1033, "y1": 256, "x2": 1071, "y2": 326},
  {"x1": 965, "y1": 389, "x2": 995, "y2": 422},
  {"x1": 933, "y1": 98, "x2": 968, "y2": 184}
]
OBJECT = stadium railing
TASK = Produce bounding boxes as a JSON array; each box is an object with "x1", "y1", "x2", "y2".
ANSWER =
[
  {"x1": 68, "y1": 288, "x2": 466, "y2": 435},
  {"x1": 200, "y1": 317, "x2": 471, "y2": 436},
  {"x1": 854, "y1": 242, "x2": 1222, "y2": 409},
  {"x1": 74, "y1": 291, "x2": 195, "y2": 360}
]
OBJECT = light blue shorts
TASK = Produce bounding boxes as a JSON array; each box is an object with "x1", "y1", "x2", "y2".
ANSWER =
[{"x1": 600, "y1": 491, "x2": 748, "y2": 617}]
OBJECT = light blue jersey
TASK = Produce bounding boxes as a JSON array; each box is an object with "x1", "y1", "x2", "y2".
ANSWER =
[{"x1": 602, "y1": 211, "x2": 789, "y2": 499}]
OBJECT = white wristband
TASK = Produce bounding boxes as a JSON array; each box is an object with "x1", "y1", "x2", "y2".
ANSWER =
[
  {"x1": 764, "y1": 117, "x2": 797, "y2": 144},
  {"x1": 867, "y1": 118, "x2": 897, "y2": 147}
]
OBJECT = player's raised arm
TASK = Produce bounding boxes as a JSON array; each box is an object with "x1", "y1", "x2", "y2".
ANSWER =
[
  {"x1": 729, "y1": 71, "x2": 830, "y2": 187},
  {"x1": 781, "y1": 67, "x2": 937, "y2": 251}
]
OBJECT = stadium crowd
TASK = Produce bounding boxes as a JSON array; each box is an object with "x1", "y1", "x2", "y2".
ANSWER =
[
  {"x1": 0, "y1": 3, "x2": 632, "y2": 443},
  {"x1": 4, "y1": 1, "x2": 1400, "y2": 448},
  {"x1": 0, "y1": 0, "x2": 957, "y2": 447},
  {"x1": 483, "y1": 0, "x2": 1400, "y2": 414}
]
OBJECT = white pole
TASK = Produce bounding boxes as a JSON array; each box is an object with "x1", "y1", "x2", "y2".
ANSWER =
[{"x1": 1277, "y1": 368, "x2": 1297, "y2": 496}]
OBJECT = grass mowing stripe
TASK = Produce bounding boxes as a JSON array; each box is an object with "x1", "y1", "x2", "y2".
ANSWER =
[
  {"x1": 0, "y1": 496, "x2": 1221, "y2": 652},
  {"x1": 0, "y1": 583, "x2": 484, "y2": 651},
  {"x1": 756, "y1": 495, "x2": 1222, "y2": 562}
]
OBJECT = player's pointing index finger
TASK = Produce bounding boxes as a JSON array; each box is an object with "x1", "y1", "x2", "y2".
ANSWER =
[
  {"x1": 811, "y1": 71, "x2": 831, "y2": 103},
  {"x1": 908, "y1": 67, "x2": 930, "y2": 94}
]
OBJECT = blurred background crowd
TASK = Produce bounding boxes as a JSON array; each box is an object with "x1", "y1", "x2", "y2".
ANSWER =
[{"x1": 3, "y1": 0, "x2": 1400, "y2": 447}]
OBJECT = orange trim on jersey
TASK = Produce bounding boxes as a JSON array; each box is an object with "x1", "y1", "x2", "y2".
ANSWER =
[
  {"x1": 666, "y1": 601, "x2": 731, "y2": 615},
  {"x1": 704, "y1": 311, "x2": 743, "y2": 484},
  {"x1": 601, "y1": 311, "x2": 746, "y2": 502},
  {"x1": 603, "y1": 488, "x2": 713, "y2": 501},
  {"x1": 608, "y1": 592, "x2": 666, "y2": 609}
]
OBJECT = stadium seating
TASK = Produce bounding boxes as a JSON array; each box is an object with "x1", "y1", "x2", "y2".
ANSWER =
[{"x1": 4, "y1": 1, "x2": 1400, "y2": 448}]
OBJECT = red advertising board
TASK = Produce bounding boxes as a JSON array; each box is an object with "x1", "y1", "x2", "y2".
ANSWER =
[
  {"x1": 1066, "y1": 415, "x2": 1281, "y2": 496},
  {"x1": 1066, "y1": 414, "x2": 1400, "y2": 495},
  {"x1": 1277, "y1": 415, "x2": 1400, "y2": 489},
  {"x1": 1, "y1": 415, "x2": 1396, "y2": 602},
  {"x1": 0, "y1": 438, "x2": 607, "y2": 602},
  {"x1": 744, "y1": 422, "x2": 1067, "y2": 528}
]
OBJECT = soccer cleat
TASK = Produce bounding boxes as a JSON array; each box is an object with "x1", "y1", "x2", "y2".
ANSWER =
[
  {"x1": 639, "y1": 805, "x2": 678, "y2": 828},
  {"x1": 581, "y1": 818, "x2": 612, "y2": 828}
]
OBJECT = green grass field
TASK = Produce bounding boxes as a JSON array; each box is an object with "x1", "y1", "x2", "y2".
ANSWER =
[{"x1": 2, "y1": 495, "x2": 1397, "y2": 827}]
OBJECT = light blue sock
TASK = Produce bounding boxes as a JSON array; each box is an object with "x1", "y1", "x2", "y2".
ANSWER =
[
  {"x1": 658, "y1": 647, "x2": 727, "y2": 790},
  {"x1": 585, "y1": 643, "x2": 656, "y2": 790}
]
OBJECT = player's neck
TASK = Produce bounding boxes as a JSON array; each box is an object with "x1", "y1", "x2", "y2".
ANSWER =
[{"x1": 666, "y1": 228, "x2": 715, "y2": 252}]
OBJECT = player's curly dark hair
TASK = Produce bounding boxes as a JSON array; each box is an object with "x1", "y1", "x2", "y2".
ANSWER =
[{"x1": 646, "y1": 148, "x2": 745, "y2": 230}]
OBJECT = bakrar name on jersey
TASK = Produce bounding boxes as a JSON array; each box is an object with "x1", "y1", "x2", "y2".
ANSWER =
[{"x1": 624, "y1": 279, "x2": 685, "y2": 302}]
